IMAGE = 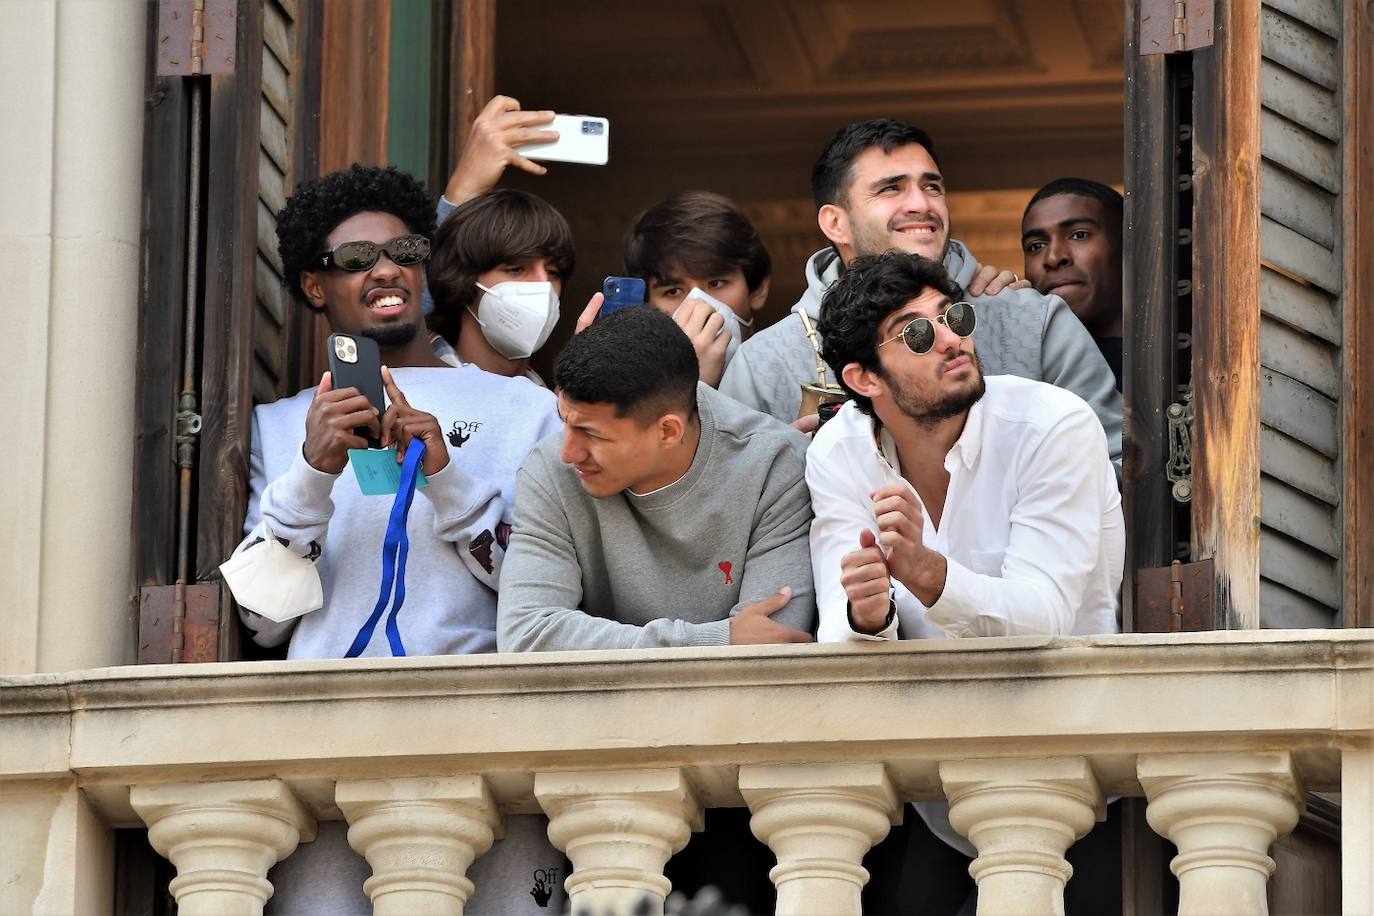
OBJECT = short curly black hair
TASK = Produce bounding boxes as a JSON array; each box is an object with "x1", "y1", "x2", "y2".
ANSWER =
[
  {"x1": 555, "y1": 306, "x2": 699, "y2": 424},
  {"x1": 818, "y1": 252, "x2": 964, "y2": 416},
  {"x1": 276, "y1": 164, "x2": 436, "y2": 304}
]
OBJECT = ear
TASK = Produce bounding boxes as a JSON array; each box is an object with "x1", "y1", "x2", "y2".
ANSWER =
[
  {"x1": 817, "y1": 203, "x2": 850, "y2": 249},
  {"x1": 656, "y1": 411, "x2": 687, "y2": 449},
  {"x1": 300, "y1": 270, "x2": 328, "y2": 311},
  {"x1": 841, "y1": 362, "x2": 884, "y2": 401},
  {"x1": 747, "y1": 275, "x2": 771, "y2": 315}
]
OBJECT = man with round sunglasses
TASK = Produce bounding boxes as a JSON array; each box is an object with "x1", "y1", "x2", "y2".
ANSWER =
[
  {"x1": 719, "y1": 118, "x2": 1121, "y2": 480},
  {"x1": 232, "y1": 164, "x2": 565, "y2": 914},
  {"x1": 808, "y1": 252, "x2": 1124, "y2": 914}
]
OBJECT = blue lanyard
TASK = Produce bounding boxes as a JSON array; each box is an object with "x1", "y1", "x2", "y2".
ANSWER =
[{"x1": 345, "y1": 440, "x2": 426, "y2": 658}]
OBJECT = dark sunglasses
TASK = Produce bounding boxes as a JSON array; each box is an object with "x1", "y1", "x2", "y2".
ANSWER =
[
  {"x1": 317, "y1": 235, "x2": 430, "y2": 271},
  {"x1": 877, "y1": 301, "x2": 977, "y2": 355}
]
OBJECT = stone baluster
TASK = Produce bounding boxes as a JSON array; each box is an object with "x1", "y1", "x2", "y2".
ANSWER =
[
  {"x1": 1139, "y1": 751, "x2": 1303, "y2": 915},
  {"x1": 336, "y1": 776, "x2": 500, "y2": 916},
  {"x1": 130, "y1": 780, "x2": 316, "y2": 916},
  {"x1": 940, "y1": 757, "x2": 1104, "y2": 914},
  {"x1": 740, "y1": 762, "x2": 899, "y2": 916},
  {"x1": 536, "y1": 768, "x2": 703, "y2": 916}
]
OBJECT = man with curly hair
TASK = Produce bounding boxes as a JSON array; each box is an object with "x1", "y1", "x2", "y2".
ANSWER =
[
  {"x1": 231, "y1": 163, "x2": 564, "y2": 914},
  {"x1": 807, "y1": 251, "x2": 1123, "y2": 914}
]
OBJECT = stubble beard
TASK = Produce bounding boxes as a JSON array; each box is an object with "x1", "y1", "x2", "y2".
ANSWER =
[
  {"x1": 360, "y1": 320, "x2": 418, "y2": 349},
  {"x1": 885, "y1": 351, "x2": 986, "y2": 428}
]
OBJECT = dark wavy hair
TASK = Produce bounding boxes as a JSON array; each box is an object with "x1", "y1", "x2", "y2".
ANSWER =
[
  {"x1": 811, "y1": 118, "x2": 941, "y2": 210},
  {"x1": 426, "y1": 189, "x2": 575, "y2": 338},
  {"x1": 555, "y1": 306, "x2": 698, "y2": 424},
  {"x1": 623, "y1": 190, "x2": 771, "y2": 292},
  {"x1": 276, "y1": 163, "x2": 436, "y2": 304},
  {"x1": 818, "y1": 252, "x2": 964, "y2": 416},
  {"x1": 1024, "y1": 177, "x2": 1124, "y2": 224}
]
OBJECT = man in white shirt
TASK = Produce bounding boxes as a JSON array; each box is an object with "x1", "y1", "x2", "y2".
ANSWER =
[{"x1": 806, "y1": 250, "x2": 1123, "y2": 913}]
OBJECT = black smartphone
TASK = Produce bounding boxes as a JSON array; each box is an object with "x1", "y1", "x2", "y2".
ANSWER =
[
  {"x1": 599, "y1": 276, "x2": 646, "y2": 318},
  {"x1": 326, "y1": 333, "x2": 384, "y2": 449}
]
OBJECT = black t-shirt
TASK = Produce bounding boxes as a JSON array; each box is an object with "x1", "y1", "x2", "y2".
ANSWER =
[{"x1": 1097, "y1": 336, "x2": 1123, "y2": 392}]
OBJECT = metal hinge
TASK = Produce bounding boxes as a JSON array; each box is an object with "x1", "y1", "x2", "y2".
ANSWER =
[
  {"x1": 1134, "y1": 558, "x2": 1215, "y2": 632},
  {"x1": 156, "y1": 0, "x2": 237, "y2": 76},
  {"x1": 1140, "y1": 0, "x2": 1215, "y2": 54},
  {"x1": 1166, "y1": 386, "x2": 1193, "y2": 503},
  {"x1": 175, "y1": 391, "x2": 202, "y2": 471}
]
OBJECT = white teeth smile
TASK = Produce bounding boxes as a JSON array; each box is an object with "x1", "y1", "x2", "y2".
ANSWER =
[{"x1": 370, "y1": 295, "x2": 403, "y2": 309}]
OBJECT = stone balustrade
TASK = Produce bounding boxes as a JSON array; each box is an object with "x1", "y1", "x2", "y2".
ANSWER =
[{"x1": 2, "y1": 630, "x2": 1370, "y2": 915}]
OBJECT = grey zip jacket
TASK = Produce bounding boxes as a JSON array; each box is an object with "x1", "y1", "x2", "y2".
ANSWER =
[{"x1": 719, "y1": 242, "x2": 1123, "y2": 474}]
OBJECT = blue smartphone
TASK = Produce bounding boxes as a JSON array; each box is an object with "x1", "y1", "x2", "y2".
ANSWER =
[{"x1": 599, "y1": 276, "x2": 646, "y2": 317}]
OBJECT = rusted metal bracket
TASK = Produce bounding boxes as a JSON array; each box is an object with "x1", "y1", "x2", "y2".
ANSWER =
[
  {"x1": 138, "y1": 581, "x2": 223, "y2": 663},
  {"x1": 1140, "y1": 0, "x2": 1215, "y2": 54},
  {"x1": 1135, "y1": 558, "x2": 1214, "y2": 631},
  {"x1": 156, "y1": 0, "x2": 236, "y2": 76}
]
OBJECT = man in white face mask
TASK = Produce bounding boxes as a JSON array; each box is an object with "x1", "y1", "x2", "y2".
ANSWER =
[
  {"x1": 623, "y1": 190, "x2": 772, "y2": 388},
  {"x1": 427, "y1": 188, "x2": 576, "y2": 386}
]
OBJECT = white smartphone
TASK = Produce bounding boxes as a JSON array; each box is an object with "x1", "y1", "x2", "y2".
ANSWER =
[{"x1": 515, "y1": 114, "x2": 609, "y2": 166}]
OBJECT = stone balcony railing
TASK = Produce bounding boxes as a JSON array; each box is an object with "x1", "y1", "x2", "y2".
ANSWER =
[{"x1": 2, "y1": 629, "x2": 1370, "y2": 916}]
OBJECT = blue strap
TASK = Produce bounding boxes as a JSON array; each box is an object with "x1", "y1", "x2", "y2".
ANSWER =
[{"x1": 345, "y1": 440, "x2": 426, "y2": 658}]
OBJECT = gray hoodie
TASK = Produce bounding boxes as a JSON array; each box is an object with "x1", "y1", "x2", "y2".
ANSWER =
[{"x1": 718, "y1": 242, "x2": 1123, "y2": 472}]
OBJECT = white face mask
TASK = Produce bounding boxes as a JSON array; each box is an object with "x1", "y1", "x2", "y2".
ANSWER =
[
  {"x1": 470, "y1": 280, "x2": 560, "y2": 360},
  {"x1": 677, "y1": 287, "x2": 753, "y2": 365}
]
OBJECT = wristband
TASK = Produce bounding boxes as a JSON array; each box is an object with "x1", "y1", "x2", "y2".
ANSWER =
[{"x1": 847, "y1": 593, "x2": 897, "y2": 635}]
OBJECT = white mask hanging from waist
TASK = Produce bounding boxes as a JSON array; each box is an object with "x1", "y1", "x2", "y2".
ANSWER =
[
  {"x1": 676, "y1": 287, "x2": 753, "y2": 365},
  {"x1": 470, "y1": 280, "x2": 561, "y2": 360}
]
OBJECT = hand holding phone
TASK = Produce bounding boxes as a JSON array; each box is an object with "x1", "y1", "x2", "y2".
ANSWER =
[
  {"x1": 514, "y1": 114, "x2": 610, "y2": 166},
  {"x1": 599, "y1": 276, "x2": 646, "y2": 318},
  {"x1": 324, "y1": 333, "x2": 386, "y2": 450}
]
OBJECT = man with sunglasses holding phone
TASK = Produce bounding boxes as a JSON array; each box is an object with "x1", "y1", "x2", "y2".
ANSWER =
[
  {"x1": 808, "y1": 252, "x2": 1123, "y2": 914},
  {"x1": 719, "y1": 118, "x2": 1121, "y2": 478},
  {"x1": 233, "y1": 164, "x2": 565, "y2": 915}
]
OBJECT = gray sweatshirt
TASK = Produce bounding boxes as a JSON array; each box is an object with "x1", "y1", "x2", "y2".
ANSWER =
[
  {"x1": 498, "y1": 383, "x2": 816, "y2": 650},
  {"x1": 718, "y1": 243, "x2": 1123, "y2": 472}
]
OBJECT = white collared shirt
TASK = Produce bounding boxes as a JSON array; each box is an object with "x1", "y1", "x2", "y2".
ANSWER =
[{"x1": 807, "y1": 375, "x2": 1123, "y2": 643}]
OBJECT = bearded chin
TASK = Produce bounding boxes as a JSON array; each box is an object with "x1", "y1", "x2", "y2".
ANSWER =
[
  {"x1": 360, "y1": 321, "x2": 418, "y2": 349},
  {"x1": 888, "y1": 352, "x2": 987, "y2": 426}
]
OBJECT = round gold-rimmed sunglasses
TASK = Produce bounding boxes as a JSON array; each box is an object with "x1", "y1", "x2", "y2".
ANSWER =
[{"x1": 877, "y1": 301, "x2": 977, "y2": 355}]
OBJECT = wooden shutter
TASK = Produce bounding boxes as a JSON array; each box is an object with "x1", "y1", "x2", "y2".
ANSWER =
[{"x1": 1255, "y1": 0, "x2": 1345, "y2": 628}]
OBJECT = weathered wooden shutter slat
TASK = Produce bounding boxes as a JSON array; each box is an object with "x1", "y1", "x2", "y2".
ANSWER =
[
  {"x1": 1261, "y1": 217, "x2": 1341, "y2": 292},
  {"x1": 1259, "y1": 60, "x2": 1340, "y2": 141},
  {"x1": 1260, "y1": 8, "x2": 1339, "y2": 90},
  {"x1": 1260, "y1": 161, "x2": 1336, "y2": 249},
  {"x1": 1261, "y1": 477, "x2": 1341, "y2": 553},
  {"x1": 1259, "y1": 111, "x2": 1339, "y2": 194},
  {"x1": 1259, "y1": 534, "x2": 1342, "y2": 608},
  {"x1": 1259, "y1": 267, "x2": 1340, "y2": 343},
  {"x1": 263, "y1": 1, "x2": 292, "y2": 66},
  {"x1": 1260, "y1": 580, "x2": 1340, "y2": 629},
  {"x1": 1259, "y1": 370, "x2": 1338, "y2": 458},
  {"x1": 261, "y1": 48, "x2": 292, "y2": 122},
  {"x1": 260, "y1": 103, "x2": 290, "y2": 173},
  {"x1": 1259, "y1": 0, "x2": 1342, "y2": 41},
  {"x1": 1259, "y1": 317, "x2": 1341, "y2": 399},
  {"x1": 1260, "y1": 427, "x2": 1340, "y2": 505}
]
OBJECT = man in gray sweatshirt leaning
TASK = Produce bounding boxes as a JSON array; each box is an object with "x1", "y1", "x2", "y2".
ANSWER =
[
  {"x1": 498, "y1": 304, "x2": 814, "y2": 913},
  {"x1": 498, "y1": 304, "x2": 815, "y2": 651},
  {"x1": 719, "y1": 118, "x2": 1122, "y2": 473}
]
